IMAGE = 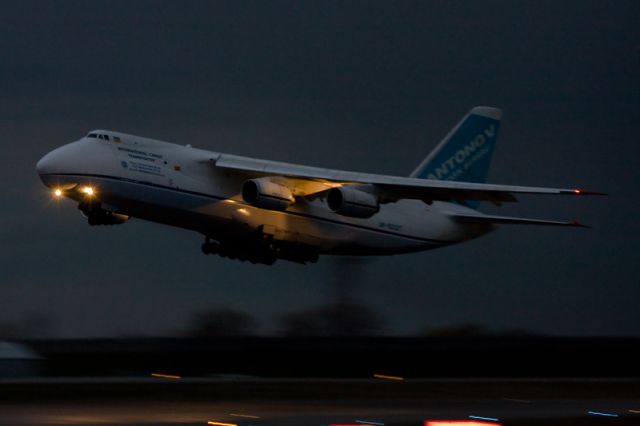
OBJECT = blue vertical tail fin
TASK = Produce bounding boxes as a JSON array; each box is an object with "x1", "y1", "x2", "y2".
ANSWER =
[{"x1": 410, "y1": 106, "x2": 502, "y2": 185}]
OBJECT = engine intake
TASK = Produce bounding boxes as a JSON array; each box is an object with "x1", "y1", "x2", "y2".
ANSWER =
[
  {"x1": 327, "y1": 186, "x2": 379, "y2": 218},
  {"x1": 242, "y1": 178, "x2": 293, "y2": 211}
]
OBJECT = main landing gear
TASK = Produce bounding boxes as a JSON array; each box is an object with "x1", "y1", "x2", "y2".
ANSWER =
[{"x1": 200, "y1": 236, "x2": 319, "y2": 265}]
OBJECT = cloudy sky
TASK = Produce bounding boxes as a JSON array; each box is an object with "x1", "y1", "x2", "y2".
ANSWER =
[{"x1": 1, "y1": 1, "x2": 638, "y2": 337}]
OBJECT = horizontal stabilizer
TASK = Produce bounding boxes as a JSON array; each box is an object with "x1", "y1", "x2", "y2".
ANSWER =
[{"x1": 447, "y1": 212, "x2": 590, "y2": 228}]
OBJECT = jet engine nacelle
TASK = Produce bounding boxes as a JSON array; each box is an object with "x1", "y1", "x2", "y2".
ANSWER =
[
  {"x1": 242, "y1": 178, "x2": 294, "y2": 211},
  {"x1": 327, "y1": 186, "x2": 379, "y2": 218}
]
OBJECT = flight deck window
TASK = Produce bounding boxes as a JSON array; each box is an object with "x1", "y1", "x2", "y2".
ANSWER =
[
  {"x1": 104, "y1": 135, "x2": 110, "y2": 141},
  {"x1": 88, "y1": 133, "x2": 97, "y2": 138},
  {"x1": 98, "y1": 134, "x2": 104, "y2": 140}
]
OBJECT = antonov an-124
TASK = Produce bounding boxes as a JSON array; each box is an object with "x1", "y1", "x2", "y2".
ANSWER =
[{"x1": 37, "y1": 106, "x2": 601, "y2": 265}]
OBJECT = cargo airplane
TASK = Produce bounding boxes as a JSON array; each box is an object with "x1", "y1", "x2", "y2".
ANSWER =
[{"x1": 37, "y1": 107, "x2": 600, "y2": 265}]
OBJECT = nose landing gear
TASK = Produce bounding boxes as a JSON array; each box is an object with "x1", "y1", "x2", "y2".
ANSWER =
[{"x1": 78, "y1": 202, "x2": 129, "y2": 226}]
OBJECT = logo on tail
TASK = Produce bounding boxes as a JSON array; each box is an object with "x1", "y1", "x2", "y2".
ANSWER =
[
  {"x1": 426, "y1": 124, "x2": 496, "y2": 181},
  {"x1": 411, "y1": 106, "x2": 502, "y2": 185}
]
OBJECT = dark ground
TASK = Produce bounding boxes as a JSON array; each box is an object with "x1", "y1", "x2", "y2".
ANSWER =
[
  {"x1": 1, "y1": 378, "x2": 639, "y2": 425},
  {"x1": 2, "y1": 337, "x2": 639, "y2": 425},
  {"x1": 20, "y1": 336, "x2": 640, "y2": 378}
]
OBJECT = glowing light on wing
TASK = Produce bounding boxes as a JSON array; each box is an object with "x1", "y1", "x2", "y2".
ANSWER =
[
  {"x1": 207, "y1": 422, "x2": 237, "y2": 426},
  {"x1": 54, "y1": 189, "x2": 63, "y2": 197}
]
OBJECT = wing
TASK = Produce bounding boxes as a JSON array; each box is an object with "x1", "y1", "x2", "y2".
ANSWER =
[
  {"x1": 445, "y1": 211, "x2": 590, "y2": 228},
  {"x1": 210, "y1": 154, "x2": 602, "y2": 204}
]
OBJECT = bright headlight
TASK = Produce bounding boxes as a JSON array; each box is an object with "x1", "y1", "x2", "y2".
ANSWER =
[{"x1": 81, "y1": 186, "x2": 94, "y2": 196}]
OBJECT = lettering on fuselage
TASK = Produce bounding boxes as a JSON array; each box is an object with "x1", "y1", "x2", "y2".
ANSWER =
[
  {"x1": 117, "y1": 147, "x2": 165, "y2": 176},
  {"x1": 426, "y1": 125, "x2": 495, "y2": 181},
  {"x1": 117, "y1": 147, "x2": 164, "y2": 160}
]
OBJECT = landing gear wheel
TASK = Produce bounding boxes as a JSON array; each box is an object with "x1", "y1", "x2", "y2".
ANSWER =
[{"x1": 201, "y1": 239, "x2": 218, "y2": 255}]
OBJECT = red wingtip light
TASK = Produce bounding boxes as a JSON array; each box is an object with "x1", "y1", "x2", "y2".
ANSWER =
[{"x1": 574, "y1": 189, "x2": 582, "y2": 194}]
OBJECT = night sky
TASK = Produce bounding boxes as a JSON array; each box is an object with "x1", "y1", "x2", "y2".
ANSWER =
[{"x1": 1, "y1": 1, "x2": 638, "y2": 338}]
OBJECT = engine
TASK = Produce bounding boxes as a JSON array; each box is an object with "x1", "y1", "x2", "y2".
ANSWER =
[
  {"x1": 327, "y1": 186, "x2": 379, "y2": 218},
  {"x1": 242, "y1": 178, "x2": 294, "y2": 211}
]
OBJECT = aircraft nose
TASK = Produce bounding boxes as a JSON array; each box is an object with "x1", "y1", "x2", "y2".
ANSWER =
[
  {"x1": 36, "y1": 150, "x2": 58, "y2": 176},
  {"x1": 36, "y1": 144, "x2": 75, "y2": 188}
]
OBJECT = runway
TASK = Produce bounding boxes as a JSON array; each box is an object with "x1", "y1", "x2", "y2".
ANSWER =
[{"x1": 1, "y1": 378, "x2": 639, "y2": 425}]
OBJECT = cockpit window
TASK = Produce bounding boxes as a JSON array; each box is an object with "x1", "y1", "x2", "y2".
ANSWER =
[{"x1": 88, "y1": 133, "x2": 112, "y2": 141}]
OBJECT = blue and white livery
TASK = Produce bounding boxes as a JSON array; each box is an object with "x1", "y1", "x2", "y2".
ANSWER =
[{"x1": 36, "y1": 106, "x2": 600, "y2": 265}]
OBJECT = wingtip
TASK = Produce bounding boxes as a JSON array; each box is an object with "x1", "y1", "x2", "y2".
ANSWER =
[
  {"x1": 569, "y1": 220, "x2": 591, "y2": 229},
  {"x1": 571, "y1": 189, "x2": 608, "y2": 196}
]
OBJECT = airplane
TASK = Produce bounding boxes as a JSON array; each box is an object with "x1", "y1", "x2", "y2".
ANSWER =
[{"x1": 36, "y1": 106, "x2": 601, "y2": 265}]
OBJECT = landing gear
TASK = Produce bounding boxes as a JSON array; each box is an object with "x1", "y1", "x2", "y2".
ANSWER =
[
  {"x1": 201, "y1": 238, "x2": 219, "y2": 255},
  {"x1": 79, "y1": 202, "x2": 129, "y2": 226},
  {"x1": 200, "y1": 235, "x2": 317, "y2": 265}
]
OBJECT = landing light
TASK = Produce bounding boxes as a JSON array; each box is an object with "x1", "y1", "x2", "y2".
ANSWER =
[
  {"x1": 54, "y1": 189, "x2": 63, "y2": 197},
  {"x1": 81, "y1": 186, "x2": 94, "y2": 196}
]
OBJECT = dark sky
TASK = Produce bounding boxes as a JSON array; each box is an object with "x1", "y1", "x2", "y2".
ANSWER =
[{"x1": 1, "y1": 1, "x2": 638, "y2": 337}]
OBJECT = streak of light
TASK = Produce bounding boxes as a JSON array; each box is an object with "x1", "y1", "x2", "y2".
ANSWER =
[
  {"x1": 425, "y1": 422, "x2": 500, "y2": 426},
  {"x1": 150, "y1": 372, "x2": 181, "y2": 379},
  {"x1": 229, "y1": 413, "x2": 261, "y2": 419},
  {"x1": 468, "y1": 415, "x2": 499, "y2": 422},
  {"x1": 630, "y1": 410, "x2": 640, "y2": 414},
  {"x1": 207, "y1": 422, "x2": 238, "y2": 426},
  {"x1": 588, "y1": 411, "x2": 619, "y2": 417},
  {"x1": 373, "y1": 374, "x2": 404, "y2": 381},
  {"x1": 356, "y1": 420, "x2": 384, "y2": 425}
]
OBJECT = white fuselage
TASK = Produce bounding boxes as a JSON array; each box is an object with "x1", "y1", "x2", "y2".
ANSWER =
[{"x1": 36, "y1": 131, "x2": 492, "y2": 262}]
